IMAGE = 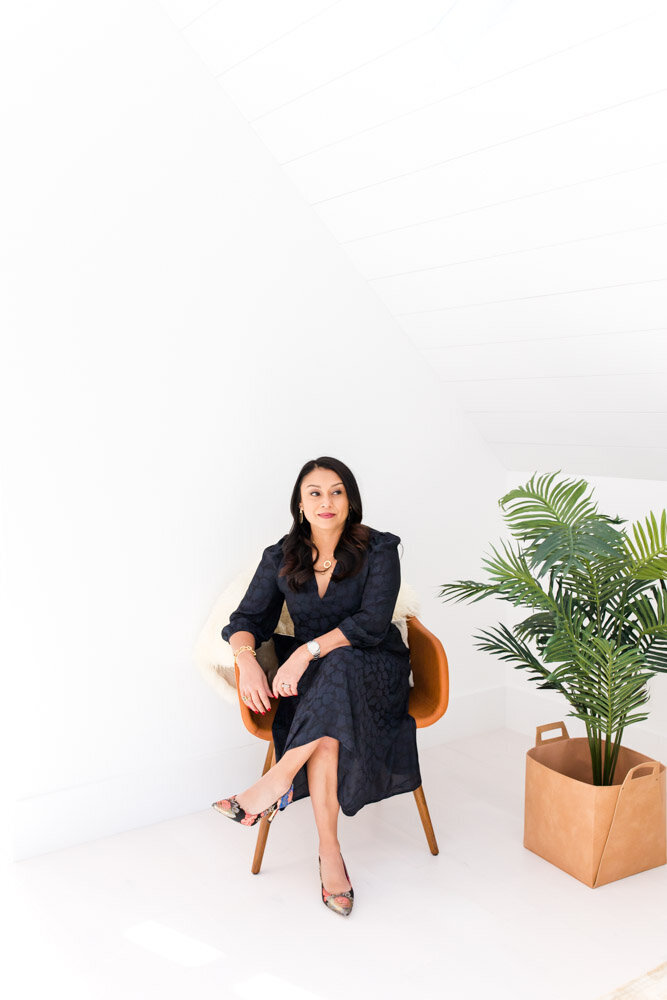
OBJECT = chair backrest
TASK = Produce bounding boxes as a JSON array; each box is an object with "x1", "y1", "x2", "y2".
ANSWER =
[{"x1": 406, "y1": 616, "x2": 449, "y2": 728}]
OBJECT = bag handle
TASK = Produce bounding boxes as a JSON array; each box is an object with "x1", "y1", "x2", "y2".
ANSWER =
[
  {"x1": 619, "y1": 761, "x2": 660, "y2": 788},
  {"x1": 535, "y1": 721, "x2": 570, "y2": 746},
  {"x1": 594, "y1": 760, "x2": 661, "y2": 885}
]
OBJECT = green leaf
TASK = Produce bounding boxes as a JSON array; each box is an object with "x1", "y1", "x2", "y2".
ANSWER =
[
  {"x1": 624, "y1": 510, "x2": 667, "y2": 580},
  {"x1": 499, "y1": 471, "x2": 625, "y2": 579}
]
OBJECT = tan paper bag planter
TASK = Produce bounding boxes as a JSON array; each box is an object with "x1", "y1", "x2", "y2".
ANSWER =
[{"x1": 524, "y1": 722, "x2": 666, "y2": 888}]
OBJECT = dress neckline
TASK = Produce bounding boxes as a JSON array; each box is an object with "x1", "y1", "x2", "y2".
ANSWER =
[{"x1": 313, "y1": 563, "x2": 338, "y2": 601}]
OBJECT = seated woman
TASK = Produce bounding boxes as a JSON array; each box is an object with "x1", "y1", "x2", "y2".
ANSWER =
[{"x1": 212, "y1": 455, "x2": 422, "y2": 917}]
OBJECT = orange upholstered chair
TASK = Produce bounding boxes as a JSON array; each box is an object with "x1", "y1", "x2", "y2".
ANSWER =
[{"x1": 234, "y1": 615, "x2": 449, "y2": 874}]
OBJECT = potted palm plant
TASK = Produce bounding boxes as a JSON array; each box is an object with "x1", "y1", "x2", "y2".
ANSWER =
[{"x1": 439, "y1": 471, "x2": 667, "y2": 886}]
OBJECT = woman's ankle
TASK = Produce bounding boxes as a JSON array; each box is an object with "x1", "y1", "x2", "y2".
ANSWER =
[{"x1": 319, "y1": 839, "x2": 341, "y2": 855}]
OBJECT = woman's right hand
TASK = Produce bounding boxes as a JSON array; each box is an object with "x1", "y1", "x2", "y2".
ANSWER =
[{"x1": 238, "y1": 657, "x2": 274, "y2": 714}]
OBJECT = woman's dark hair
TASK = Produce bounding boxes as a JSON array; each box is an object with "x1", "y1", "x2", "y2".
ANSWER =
[{"x1": 280, "y1": 456, "x2": 371, "y2": 592}]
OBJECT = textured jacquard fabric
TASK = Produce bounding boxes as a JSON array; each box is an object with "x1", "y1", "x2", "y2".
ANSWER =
[{"x1": 221, "y1": 527, "x2": 422, "y2": 816}]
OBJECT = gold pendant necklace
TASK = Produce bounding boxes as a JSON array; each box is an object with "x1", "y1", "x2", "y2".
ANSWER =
[{"x1": 314, "y1": 558, "x2": 333, "y2": 574}]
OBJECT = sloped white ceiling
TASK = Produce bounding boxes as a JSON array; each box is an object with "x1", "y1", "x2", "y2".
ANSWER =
[{"x1": 159, "y1": 0, "x2": 667, "y2": 481}]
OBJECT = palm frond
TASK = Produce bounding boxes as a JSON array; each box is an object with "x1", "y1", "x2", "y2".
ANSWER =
[
  {"x1": 624, "y1": 509, "x2": 667, "y2": 580},
  {"x1": 562, "y1": 555, "x2": 629, "y2": 608},
  {"x1": 438, "y1": 580, "x2": 501, "y2": 605},
  {"x1": 479, "y1": 538, "x2": 555, "y2": 610},
  {"x1": 472, "y1": 624, "x2": 564, "y2": 691},
  {"x1": 499, "y1": 471, "x2": 626, "y2": 579},
  {"x1": 571, "y1": 637, "x2": 653, "y2": 728},
  {"x1": 644, "y1": 631, "x2": 667, "y2": 673},
  {"x1": 547, "y1": 637, "x2": 653, "y2": 731},
  {"x1": 513, "y1": 611, "x2": 557, "y2": 651}
]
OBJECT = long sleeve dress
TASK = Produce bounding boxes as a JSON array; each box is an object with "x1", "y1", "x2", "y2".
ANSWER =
[{"x1": 221, "y1": 526, "x2": 422, "y2": 816}]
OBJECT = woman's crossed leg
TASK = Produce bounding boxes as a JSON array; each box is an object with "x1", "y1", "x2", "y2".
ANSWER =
[{"x1": 234, "y1": 735, "x2": 351, "y2": 893}]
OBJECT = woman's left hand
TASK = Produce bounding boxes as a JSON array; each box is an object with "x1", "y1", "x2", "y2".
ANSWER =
[{"x1": 272, "y1": 646, "x2": 312, "y2": 698}]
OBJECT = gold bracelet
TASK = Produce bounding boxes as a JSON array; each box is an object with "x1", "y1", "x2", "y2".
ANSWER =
[{"x1": 233, "y1": 645, "x2": 257, "y2": 664}]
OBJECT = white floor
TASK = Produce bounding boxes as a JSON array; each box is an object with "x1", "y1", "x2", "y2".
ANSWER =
[{"x1": 4, "y1": 729, "x2": 666, "y2": 1000}]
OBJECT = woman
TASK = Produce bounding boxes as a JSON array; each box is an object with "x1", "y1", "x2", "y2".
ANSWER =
[{"x1": 212, "y1": 456, "x2": 422, "y2": 916}]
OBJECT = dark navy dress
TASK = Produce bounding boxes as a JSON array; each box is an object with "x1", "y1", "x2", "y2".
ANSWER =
[{"x1": 221, "y1": 527, "x2": 422, "y2": 816}]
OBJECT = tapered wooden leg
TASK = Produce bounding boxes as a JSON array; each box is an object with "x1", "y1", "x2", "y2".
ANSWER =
[
  {"x1": 251, "y1": 742, "x2": 277, "y2": 874},
  {"x1": 413, "y1": 784, "x2": 439, "y2": 855}
]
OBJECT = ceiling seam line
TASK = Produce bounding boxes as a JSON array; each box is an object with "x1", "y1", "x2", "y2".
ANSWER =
[
  {"x1": 366, "y1": 222, "x2": 667, "y2": 281},
  {"x1": 418, "y1": 327, "x2": 667, "y2": 350},
  {"x1": 483, "y1": 441, "x2": 667, "y2": 451},
  {"x1": 339, "y1": 157, "x2": 667, "y2": 245},
  {"x1": 433, "y1": 372, "x2": 664, "y2": 383},
  {"x1": 309, "y1": 86, "x2": 667, "y2": 206},
  {"x1": 213, "y1": 0, "x2": 344, "y2": 78},
  {"x1": 180, "y1": 0, "x2": 225, "y2": 32},
  {"x1": 248, "y1": 1, "x2": 462, "y2": 123},
  {"x1": 396, "y1": 277, "x2": 667, "y2": 316}
]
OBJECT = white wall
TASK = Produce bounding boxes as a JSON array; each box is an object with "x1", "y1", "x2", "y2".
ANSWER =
[
  {"x1": 1, "y1": 0, "x2": 507, "y2": 860},
  {"x1": 502, "y1": 468, "x2": 667, "y2": 765}
]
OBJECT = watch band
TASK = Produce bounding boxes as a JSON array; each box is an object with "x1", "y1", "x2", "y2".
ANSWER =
[{"x1": 306, "y1": 639, "x2": 321, "y2": 659}]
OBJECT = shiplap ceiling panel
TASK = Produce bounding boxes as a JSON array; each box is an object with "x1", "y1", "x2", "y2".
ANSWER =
[
  {"x1": 283, "y1": 19, "x2": 667, "y2": 204},
  {"x1": 237, "y1": 32, "x2": 452, "y2": 150},
  {"x1": 225, "y1": 0, "x2": 507, "y2": 127},
  {"x1": 345, "y1": 162, "x2": 667, "y2": 278},
  {"x1": 160, "y1": 0, "x2": 667, "y2": 480},
  {"x1": 423, "y1": 330, "x2": 667, "y2": 382},
  {"x1": 400, "y1": 282, "x2": 667, "y2": 346},
  {"x1": 312, "y1": 92, "x2": 667, "y2": 240},
  {"x1": 370, "y1": 228, "x2": 667, "y2": 314},
  {"x1": 470, "y1": 410, "x2": 667, "y2": 447},
  {"x1": 242, "y1": 0, "x2": 658, "y2": 159},
  {"x1": 219, "y1": 0, "x2": 452, "y2": 119},
  {"x1": 443, "y1": 373, "x2": 667, "y2": 412}
]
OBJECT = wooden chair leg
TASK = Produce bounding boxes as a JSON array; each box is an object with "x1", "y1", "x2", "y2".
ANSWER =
[
  {"x1": 413, "y1": 784, "x2": 439, "y2": 855},
  {"x1": 251, "y1": 742, "x2": 277, "y2": 875}
]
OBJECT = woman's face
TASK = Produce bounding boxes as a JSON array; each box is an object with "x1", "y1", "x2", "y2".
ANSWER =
[{"x1": 299, "y1": 467, "x2": 350, "y2": 533}]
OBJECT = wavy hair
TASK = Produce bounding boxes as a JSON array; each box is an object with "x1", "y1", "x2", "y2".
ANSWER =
[{"x1": 280, "y1": 456, "x2": 371, "y2": 592}]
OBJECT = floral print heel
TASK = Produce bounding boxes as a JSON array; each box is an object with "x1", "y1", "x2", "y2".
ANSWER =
[
  {"x1": 319, "y1": 853, "x2": 354, "y2": 916},
  {"x1": 212, "y1": 782, "x2": 294, "y2": 827}
]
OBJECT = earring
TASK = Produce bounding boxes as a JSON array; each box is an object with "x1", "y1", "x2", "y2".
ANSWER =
[{"x1": 299, "y1": 508, "x2": 304, "y2": 523}]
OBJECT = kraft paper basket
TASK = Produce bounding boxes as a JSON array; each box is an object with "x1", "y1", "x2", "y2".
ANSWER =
[{"x1": 524, "y1": 721, "x2": 666, "y2": 888}]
